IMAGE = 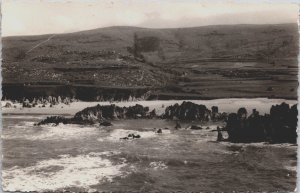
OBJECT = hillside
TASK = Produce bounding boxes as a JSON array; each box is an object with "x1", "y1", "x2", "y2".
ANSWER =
[{"x1": 2, "y1": 23, "x2": 298, "y2": 100}]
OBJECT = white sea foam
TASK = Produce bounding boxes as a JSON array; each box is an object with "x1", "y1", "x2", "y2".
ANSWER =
[
  {"x1": 4, "y1": 123, "x2": 99, "y2": 141},
  {"x1": 8, "y1": 121, "x2": 36, "y2": 128},
  {"x1": 33, "y1": 124, "x2": 99, "y2": 140},
  {"x1": 148, "y1": 161, "x2": 168, "y2": 170},
  {"x1": 3, "y1": 151, "x2": 127, "y2": 192},
  {"x1": 2, "y1": 115, "x2": 44, "y2": 119},
  {"x1": 284, "y1": 165, "x2": 297, "y2": 172}
]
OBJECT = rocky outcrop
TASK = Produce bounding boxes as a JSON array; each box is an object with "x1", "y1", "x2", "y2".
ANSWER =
[
  {"x1": 73, "y1": 104, "x2": 150, "y2": 121},
  {"x1": 163, "y1": 102, "x2": 227, "y2": 122},
  {"x1": 37, "y1": 101, "x2": 229, "y2": 126},
  {"x1": 36, "y1": 101, "x2": 297, "y2": 144},
  {"x1": 268, "y1": 103, "x2": 297, "y2": 143},
  {"x1": 211, "y1": 106, "x2": 228, "y2": 122},
  {"x1": 100, "y1": 121, "x2": 113, "y2": 126},
  {"x1": 37, "y1": 104, "x2": 152, "y2": 125},
  {"x1": 37, "y1": 116, "x2": 73, "y2": 126},
  {"x1": 226, "y1": 102, "x2": 297, "y2": 143},
  {"x1": 163, "y1": 101, "x2": 211, "y2": 121}
]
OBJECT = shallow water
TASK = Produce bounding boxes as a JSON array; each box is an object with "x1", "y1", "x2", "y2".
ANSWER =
[{"x1": 2, "y1": 115, "x2": 297, "y2": 192}]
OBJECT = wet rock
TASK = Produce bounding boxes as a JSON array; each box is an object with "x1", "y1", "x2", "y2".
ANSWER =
[
  {"x1": 37, "y1": 116, "x2": 71, "y2": 126},
  {"x1": 164, "y1": 101, "x2": 210, "y2": 121},
  {"x1": 125, "y1": 104, "x2": 149, "y2": 118},
  {"x1": 175, "y1": 121, "x2": 181, "y2": 129},
  {"x1": 121, "y1": 133, "x2": 141, "y2": 140},
  {"x1": 156, "y1": 128, "x2": 163, "y2": 133},
  {"x1": 37, "y1": 103, "x2": 155, "y2": 126},
  {"x1": 237, "y1": 108, "x2": 247, "y2": 120},
  {"x1": 149, "y1": 109, "x2": 156, "y2": 118},
  {"x1": 212, "y1": 106, "x2": 218, "y2": 114},
  {"x1": 132, "y1": 134, "x2": 141, "y2": 139},
  {"x1": 100, "y1": 121, "x2": 113, "y2": 126},
  {"x1": 73, "y1": 104, "x2": 151, "y2": 122},
  {"x1": 190, "y1": 125, "x2": 203, "y2": 130},
  {"x1": 269, "y1": 103, "x2": 297, "y2": 143},
  {"x1": 22, "y1": 100, "x2": 32, "y2": 108},
  {"x1": 226, "y1": 102, "x2": 297, "y2": 143},
  {"x1": 217, "y1": 126, "x2": 224, "y2": 141},
  {"x1": 4, "y1": 102, "x2": 12, "y2": 108}
]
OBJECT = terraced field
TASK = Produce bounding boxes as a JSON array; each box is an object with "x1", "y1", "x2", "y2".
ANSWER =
[{"x1": 2, "y1": 24, "x2": 298, "y2": 100}]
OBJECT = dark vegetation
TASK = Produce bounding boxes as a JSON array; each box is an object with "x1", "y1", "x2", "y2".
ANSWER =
[
  {"x1": 37, "y1": 101, "x2": 298, "y2": 144},
  {"x1": 2, "y1": 24, "x2": 298, "y2": 100}
]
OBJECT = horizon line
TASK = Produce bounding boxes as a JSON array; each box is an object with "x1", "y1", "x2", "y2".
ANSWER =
[{"x1": 3, "y1": 22, "x2": 297, "y2": 38}]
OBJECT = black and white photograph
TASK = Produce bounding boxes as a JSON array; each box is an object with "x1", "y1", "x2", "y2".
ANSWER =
[{"x1": 1, "y1": 0, "x2": 299, "y2": 192}]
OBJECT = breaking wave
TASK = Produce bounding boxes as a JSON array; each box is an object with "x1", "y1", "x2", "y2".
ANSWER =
[{"x1": 3, "y1": 151, "x2": 127, "y2": 192}]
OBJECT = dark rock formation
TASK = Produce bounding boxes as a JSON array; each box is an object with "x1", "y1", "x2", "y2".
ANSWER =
[
  {"x1": 100, "y1": 121, "x2": 113, "y2": 126},
  {"x1": 22, "y1": 100, "x2": 32, "y2": 108},
  {"x1": 268, "y1": 103, "x2": 297, "y2": 143},
  {"x1": 149, "y1": 109, "x2": 156, "y2": 118},
  {"x1": 37, "y1": 104, "x2": 152, "y2": 125},
  {"x1": 37, "y1": 116, "x2": 73, "y2": 126},
  {"x1": 190, "y1": 125, "x2": 203, "y2": 130},
  {"x1": 156, "y1": 128, "x2": 163, "y2": 133},
  {"x1": 120, "y1": 133, "x2": 141, "y2": 140},
  {"x1": 175, "y1": 121, "x2": 181, "y2": 129},
  {"x1": 217, "y1": 126, "x2": 224, "y2": 141},
  {"x1": 163, "y1": 101, "x2": 211, "y2": 121},
  {"x1": 125, "y1": 104, "x2": 150, "y2": 118},
  {"x1": 73, "y1": 104, "x2": 151, "y2": 122},
  {"x1": 37, "y1": 101, "x2": 229, "y2": 126},
  {"x1": 226, "y1": 103, "x2": 297, "y2": 143}
]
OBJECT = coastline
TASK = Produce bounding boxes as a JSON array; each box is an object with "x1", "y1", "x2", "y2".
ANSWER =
[{"x1": 2, "y1": 98, "x2": 297, "y2": 116}]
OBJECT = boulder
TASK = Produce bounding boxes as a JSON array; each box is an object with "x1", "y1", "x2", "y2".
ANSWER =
[
  {"x1": 4, "y1": 102, "x2": 12, "y2": 108},
  {"x1": 175, "y1": 122, "x2": 181, "y2": 129},
  {"x1": 22, "y1": 100, "x2": 32, "y2": 108},
  {"x1": 217, "y1": 127, "x2": 224, "y2": 141},
  {"x1": 190, "y1": 125, "x2": 203, "y2": 130},
  {"x1": 121, "y1": 133, "x2": 141, "y2": 140},
  {"x1": 37, "y1": 116, "x2": 71, "y2": 126},
  {"x1": 100, "y1": 121, "x2": 113, "y2": 126}
]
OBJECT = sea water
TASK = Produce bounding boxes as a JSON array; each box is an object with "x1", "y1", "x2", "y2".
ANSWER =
[{"x1": 1, "y1": 100, "x2": 298, "y2": 192}]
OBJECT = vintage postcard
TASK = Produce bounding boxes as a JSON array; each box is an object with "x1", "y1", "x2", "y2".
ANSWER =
[{"x1": 1, "y1": 0, "x2": 299, "y2": 192}]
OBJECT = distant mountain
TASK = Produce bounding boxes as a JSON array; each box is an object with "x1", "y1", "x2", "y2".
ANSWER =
[{"x1": 2, "y1": 23, "x2": 298, "y2": 100}]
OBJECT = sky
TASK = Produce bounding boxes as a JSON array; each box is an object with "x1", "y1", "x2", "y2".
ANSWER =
[{"x1": 2, "y1": 0, "x2": 299, "y2": 37}]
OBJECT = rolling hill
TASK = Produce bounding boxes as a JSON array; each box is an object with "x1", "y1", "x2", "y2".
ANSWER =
[{"x1": 2, "y1": 23, "x2": 298, "y2": 100}]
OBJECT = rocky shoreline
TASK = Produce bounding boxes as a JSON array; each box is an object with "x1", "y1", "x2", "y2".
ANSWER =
[{"x1": 36, "y1": 101, "x2": 297, "y2": 144}]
